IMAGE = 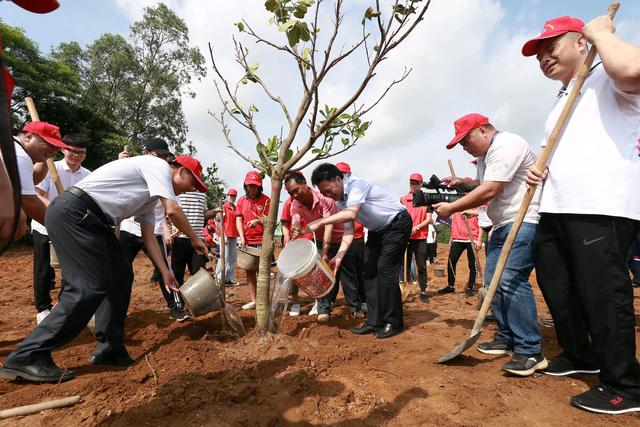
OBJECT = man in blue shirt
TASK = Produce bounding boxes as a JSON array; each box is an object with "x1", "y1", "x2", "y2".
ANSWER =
[{"x1": 302, "y1": 163, "x2": 411, "y2": 339}]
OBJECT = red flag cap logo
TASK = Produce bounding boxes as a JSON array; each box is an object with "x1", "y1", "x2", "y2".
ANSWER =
[
  {"x1": 446, "y1": 113, "x2": 489, "y2": 149},
  {"x1": 522, "y1": 16, "x2": 585, "y2": 57},
  {"x1": 244, "y1": 170, "x2": 263, "y2": 186},
  {"x1": 22, "y1": 121, "x2": 72, "y2": 149},
  {"x1": 173, "y1": 156, "x2": 207, "y2": 193}
]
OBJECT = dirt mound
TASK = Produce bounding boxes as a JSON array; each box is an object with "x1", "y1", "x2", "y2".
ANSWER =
[{"x1": 1, "y1": 246, "x2": 639, "y2": 426}]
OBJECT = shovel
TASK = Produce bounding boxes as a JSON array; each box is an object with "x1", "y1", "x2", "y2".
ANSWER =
[{"x1": 436, "y1": 1, "x2": 620, "y2": 364}]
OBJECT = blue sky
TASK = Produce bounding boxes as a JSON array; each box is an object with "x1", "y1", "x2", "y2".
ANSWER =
[{"x1": 3, "y1": 1, "x2": 639, "y2": 197}]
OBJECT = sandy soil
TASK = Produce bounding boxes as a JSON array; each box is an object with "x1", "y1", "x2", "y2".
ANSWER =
[{"x1": 0, "y1": 245, "x2": 639, "y2": 426}]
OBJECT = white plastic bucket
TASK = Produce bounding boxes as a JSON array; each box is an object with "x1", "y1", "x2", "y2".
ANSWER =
[{"x1": 277, "y1": 238, "x2": 335, "y2": 298}]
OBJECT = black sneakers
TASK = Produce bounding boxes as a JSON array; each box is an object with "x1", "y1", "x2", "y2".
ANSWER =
[
  {"x1": 437, "y1": 286, "x2": 455, "y2": 295},
  {"x1": 543, "y1": 353, "x2": 599, "y2": 376},
  {"x1": 169, "y1": 305, "x2": 192, "y2": 322},
  {"x1": 477, "y1": 339, "x2": 513, "y2": 355},
  {"x1": 501, "y1": 353, "x2": 548, "y2": 376},
  {"x1": 419, "y1": 291, "x2": 429, "y2": 303},
  {"x1": 465, "y1": 287, "x2": 476, "y2": 297},
  {"x1": 571, "y1": 384, "x2": 640, "y2": 414}
]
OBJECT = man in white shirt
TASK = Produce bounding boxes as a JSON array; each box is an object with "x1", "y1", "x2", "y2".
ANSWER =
[
  {"x1": 305, "y1": 163, "x2": 411, "y2": 339},
  {"x1": 31, "y1": 134, "x2": 91, "y2": 325},
  {"x1": 433, "y1": 113, "x2": 546, "y2": 377},
  {"x1": 525, "y1": 15, "x2": 640, "y2": 413},
  {"x1": 0, "y1": 155, "x2": 207, "y2": 383}
]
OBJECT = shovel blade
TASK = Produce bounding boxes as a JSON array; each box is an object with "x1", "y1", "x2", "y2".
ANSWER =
[{"x1": 435, "y1": 329, "x2": 484, "y2": 364}]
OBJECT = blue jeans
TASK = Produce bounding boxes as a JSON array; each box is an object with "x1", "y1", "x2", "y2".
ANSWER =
[
  {"x1": 485, "y1": 221, "x2": 541, "y2": 354},
  {"x1": 216, "y1": 237, "x2": 237, "y2": 282}
]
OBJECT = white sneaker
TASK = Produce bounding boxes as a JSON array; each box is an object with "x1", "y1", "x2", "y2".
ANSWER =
[
  {"x1": 308, "y1": 301, "x2": 319, "y2": 316},
  {"x1": 241, "y1": 301, "x2": 256, "y2": 310},
  {"x1": 36, "y1": 309, "x2": 51, "y2": 325},
  {"x1": 289, "y1": 303, "x2": 301, "y2": 317}
]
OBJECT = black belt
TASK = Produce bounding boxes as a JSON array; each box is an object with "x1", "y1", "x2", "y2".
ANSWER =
[{"x1": 67, "y1": 186, "x2": 114, "y2": 227}]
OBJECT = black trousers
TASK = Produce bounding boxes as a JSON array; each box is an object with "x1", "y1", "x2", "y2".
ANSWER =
[
  {"x1": 447, "y1": 241, "x2": 476, "y2": 289},
  {"x1": 317, "y1": 241, "x2": 362, "y2": 314},
  {"x1": 119, "y1": 230, "x2": 175, "y2": 308},
  {"x1": 426, "y1": 242, "x2": 437, "y2": 263},
  {"x1": 171, "y1": 237, "x2": 207, "y2": 286},
  {"x1": 8, "y1": 192, "x2": 134, "y2": 363},
  {"x1": 346, "y1": 238, "x2": 366, "y2": 305},
  {"x1": 32, "y1": 230, "x2": 59, "y2": 312},
  {"x1": 364, "y1": 210, "x2": 412, "y2": 329},
  {"x1": 535, "y1": 213, "x2": 640, "y2": 398},
  {"x1": 403, "y1": 239, "x2": 428, "y2": 291}
]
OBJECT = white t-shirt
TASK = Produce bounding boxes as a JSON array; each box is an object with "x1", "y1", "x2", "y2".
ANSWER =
[
  {"x1": 426, "y1": 223, "x2": 436, "y2": 244},
  {"x1": 31, "y1": 159, "x2": 91, "y2": 236},
  {"x1": 119, "y1": 200, "x2": 166, "y2": 237},
  {"x1": 76, "y1": 156, "x2": 176, "y2": 225},
  {"x1": 477, "y1": 132, "x2": 541, "y2": 228},
  {"x1": 14, "y1": 139, "x2": 36, "y2": 196},
  {"x1": 539, "y1": 64, "x2": 640, "y2": 220}
]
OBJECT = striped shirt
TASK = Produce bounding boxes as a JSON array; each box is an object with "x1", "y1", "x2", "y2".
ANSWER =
[{"x1": 176, "y1": 192, "x2": 207, "y2": 239}]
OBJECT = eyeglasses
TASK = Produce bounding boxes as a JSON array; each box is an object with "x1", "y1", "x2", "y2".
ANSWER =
[{"x1": 65, "y1": 149, "x2": 87, "y2": 156}]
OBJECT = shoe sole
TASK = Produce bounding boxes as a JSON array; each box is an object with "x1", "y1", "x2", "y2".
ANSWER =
[
  {"x1": 0, "y1": 367, "x2": 75, "y2": 382},
  {"x1": 477, "y1": 348, "x2": 514, "y2": 355},
  {"x1": 570, "y1": 399, "x2": 640, "y2": 414},
  {"x1": 542, "y1": 368, "x2": 600, "y2": 376},
  {"x1": 175, "y1": 316, "x2": 191, "y2": 322},
  {"x1": 289, "y1": 312, "x2": 300, "y2": 317},
  {"x1": 502, "y1": 358, "x2": 549, "y2": 377}
]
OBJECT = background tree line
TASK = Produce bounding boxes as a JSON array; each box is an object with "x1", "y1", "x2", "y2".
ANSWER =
[{"x1": 2, "y1": 3, "x2": 223, "y2": 206}]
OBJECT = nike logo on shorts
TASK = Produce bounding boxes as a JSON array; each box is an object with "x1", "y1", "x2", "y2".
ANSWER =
[{"x1": 583, "y1": 236, "x2": 606, "y2": 246}]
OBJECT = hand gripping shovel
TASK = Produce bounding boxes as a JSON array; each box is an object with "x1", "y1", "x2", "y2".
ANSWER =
[{"x1": 436, "y1": 2, "x2": 620, "y2": 364}]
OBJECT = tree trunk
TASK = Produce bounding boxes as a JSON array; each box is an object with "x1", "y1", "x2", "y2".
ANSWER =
[{"x1": 255, "y1": 175, "x2": 283, "y2": 333}]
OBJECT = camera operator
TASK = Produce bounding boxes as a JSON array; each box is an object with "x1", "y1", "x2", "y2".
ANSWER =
[{"x1": 433, "y1": 113, "x2": 546, "y2": 377}]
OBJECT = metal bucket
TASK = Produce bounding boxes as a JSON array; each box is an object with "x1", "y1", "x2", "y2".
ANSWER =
[
  {"x1": 179, "y1": 268, "x2": 223, "y2": 317},
  {"x1": 50, "y1": 242, "x2": 60, "y2": 268},
  {"x1": 434, "y1": 267, "x2": 445, "y2": 277},
  {"x1": 237, "y1": 245, "x2": 260, "y2": 271},
  {"x1": 277, "y1": 238, "x2": 335, "y2": 298}
]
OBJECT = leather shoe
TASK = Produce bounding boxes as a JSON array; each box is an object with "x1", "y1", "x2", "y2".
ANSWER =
[
  {"x1": 0, "y1": 359, "x2": 75, "y2": 383},
  {"x1": 350, "y1": 324, "x2": 379, "y2": 335},
  {"x1": 89, "y1": 352, "x2": 134, "y2": 366},
  {"x1": 374, "y1": 323, "x2": 403, "y2": 339}
]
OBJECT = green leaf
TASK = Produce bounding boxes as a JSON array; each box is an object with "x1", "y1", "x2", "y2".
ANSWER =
[
  {"x1": 235, "y1": 22, "x2": 245, "y2": 32},
  {"x1": 286, "y1": 24, "x2": 300, "y2": 47},
  {"x1": 249, "y1": 104, "x2": 259, "y2": 113},
  {"x1": 284, "y1": 148, "x2": 294, "y2": 162},
  {"x1": 342, "y1": 138, "x2": 350, "y2": 146},
  {"x1": 297, "y1": 22, "x2": 311, "y2": 42},
  {"x1": 278, "y1": 19, "x2": 297, "y2": 32}
]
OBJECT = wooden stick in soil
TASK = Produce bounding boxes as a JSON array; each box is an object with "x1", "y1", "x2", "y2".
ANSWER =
[
  {"x1": 0, "y1": 396, "x2": 81, "y2": 420},
  {"x1": 219, "y1": 200, "x2": 226, "y2": 304},
  {"x1": 436, "y1": 1, "x2": 621, "y2": 363},
  {"x1": 25, "y1": 97, "x2": 64, "y2": 195}
]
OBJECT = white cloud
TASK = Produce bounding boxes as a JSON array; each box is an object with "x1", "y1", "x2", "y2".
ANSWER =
[{"x1": 112, "y1": 0, "x2": 640, "y2": 203}]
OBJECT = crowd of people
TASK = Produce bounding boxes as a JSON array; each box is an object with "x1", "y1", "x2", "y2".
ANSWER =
[{"x1": 1, "y1": 5, "x2": 639, "y2": 417}]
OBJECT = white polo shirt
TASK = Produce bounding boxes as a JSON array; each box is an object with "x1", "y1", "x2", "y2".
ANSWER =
[
  {"x1": 539, "y1": 64, "x2": 640, "y2": 220},
  {"x1": 14, "y1": 138, "x2": 36, "y2": 196},
  {"x1": 119, "y1": 201, "x2": 166, "y2": 237},
  {"x1": 76, "y1": 156, "x2": 176, "y2": 226},
  {"x1": 476, "y1": 131, "x2": 541, "y2": 228},
  {"x1": 31, "y1": 159, "x2": 91, "y2": 236}
]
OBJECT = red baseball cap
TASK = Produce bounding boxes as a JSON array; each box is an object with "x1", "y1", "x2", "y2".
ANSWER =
[
  {"x1": 173, "y1": 156, "x2": 207, "y2": 193},
  {"x1": 244, "y1": 170, "x2": 262, "y2": 186},
  {"x1": 336, "y1": 162, "x2": 351, "y2": 174},
  {"x1": 446, "y1": 113, "x2": 490, "y2": 149},
  {"x1": 409, "y1": 173, "x2": 423, "y2": 182},
  {"x1": 23, "y1": 121, "x2": 71, "y2": 149},
  {"x1": 522, "y1": 16, "x2": 585, "y2": 57},
  {"x1": 11, "y1": 0, "x2": 60, "y2": 13},
  {"x1": 227, "y1": 188, "x2": 238, "y2": 196}
]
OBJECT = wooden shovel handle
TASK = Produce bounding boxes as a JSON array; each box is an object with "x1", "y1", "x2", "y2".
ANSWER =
[
  {"x1": 24, "y1": 97, "x2": 64, "y2": 195},
  {"x1": 470, "y1": 2, "x2": 621, "y2": 336}
]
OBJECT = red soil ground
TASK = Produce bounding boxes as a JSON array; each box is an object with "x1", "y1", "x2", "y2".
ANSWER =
[{"x1": 0, "y1": 245, "x2": 639, "y2": 426}]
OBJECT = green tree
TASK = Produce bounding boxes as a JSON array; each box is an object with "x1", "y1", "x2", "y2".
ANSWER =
[
  {"x1": 211, "y1": 0, "x2": 433, "y2": 332},
  {"x1": 203, "y1": 163, "x2": 226, "y2": 209}
]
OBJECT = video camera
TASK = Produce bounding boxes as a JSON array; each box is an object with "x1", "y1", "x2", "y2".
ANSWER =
[{"x1": 412, "y1": 174, "x2": 466, "y2": 207}]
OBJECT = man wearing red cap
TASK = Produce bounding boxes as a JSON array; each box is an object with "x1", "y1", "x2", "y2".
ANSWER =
[
  {"x1": 524, "y1": 14, "x2": 640, "y2": 413},
  {"x1": 401, "y1": 173, "x2": 431, "y2": 303},
  {"x1": 0, "y1": 154, "x2": 207, "y2": 382},
  {"x1": 434, "y1": 113, "x2": 545, "y2": 377},
  {"x1": 216, "y1": 188, "x2": 239, "y2": 286},
  {"x1": 236, "y1": 170, "x2": 270, "y2": 310}
]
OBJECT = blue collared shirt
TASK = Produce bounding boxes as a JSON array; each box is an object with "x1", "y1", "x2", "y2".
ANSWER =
[{"x1": 336, "y1": 175, "x2": 406, "y2": 232}]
